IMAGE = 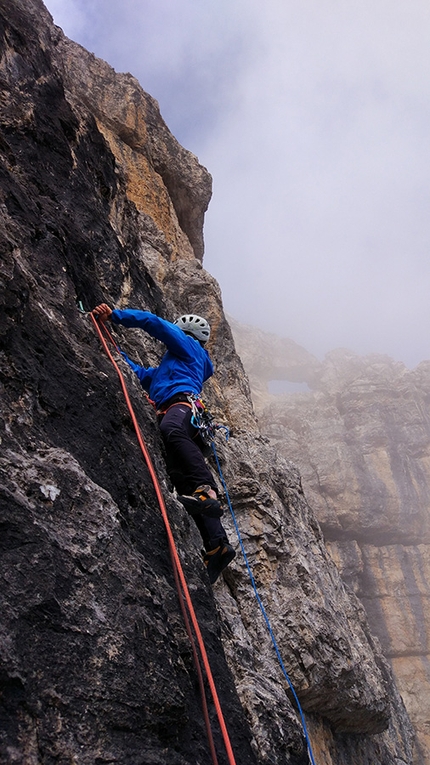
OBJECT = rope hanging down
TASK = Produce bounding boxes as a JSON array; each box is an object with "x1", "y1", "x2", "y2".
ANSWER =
[
  {"x1": 211, "y1": 444, "x2": 317, "y2": 765},
  {"x1": 90, "y1": 313, "x2": 236, "y2": 765},
  {"x1": 89, "y1": 311, "x2": 317, "y2": 765},
  {"x1": 170, "y1": 546, "x2": 219, "y2": 765},
  {"x1": 183, "y1": 377, "x2": 316, "y2": 762}
]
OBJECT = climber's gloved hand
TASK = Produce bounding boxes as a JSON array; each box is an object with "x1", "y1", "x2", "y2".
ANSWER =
[{"x1": 92, "y1": 303, "x2": 112, "y2": 322}]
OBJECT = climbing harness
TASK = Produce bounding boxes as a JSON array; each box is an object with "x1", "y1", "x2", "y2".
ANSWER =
[
  {"x1": 90, "y1": 313, "x2": 235, "y2": 765},
  {"x1": 88, "y1": 309, "x2": 317, "y2": 765}
]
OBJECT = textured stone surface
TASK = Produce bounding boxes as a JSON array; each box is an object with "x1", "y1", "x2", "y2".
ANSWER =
[
  {"x1": 52, "y1": 33, "x2": 212, "y2": 264},
  {"x1": 0, "y1": 1, "x2": 418, "y2": 762},
  {"x1": 232, "y1": 324, "x2": 430, "y2": 762}
]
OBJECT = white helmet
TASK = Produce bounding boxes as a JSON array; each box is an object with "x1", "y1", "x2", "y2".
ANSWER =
[{"x1": 174, "y1": 314, "x2": 211, "y2": 343}]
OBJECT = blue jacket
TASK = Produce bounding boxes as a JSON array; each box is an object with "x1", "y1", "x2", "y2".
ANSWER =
[{"x1": 111, "y1": 309, "x2": 214, "y2": 408}]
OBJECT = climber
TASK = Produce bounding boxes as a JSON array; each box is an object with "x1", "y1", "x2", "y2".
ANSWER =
[{"x1": 92, "y1": 303, "x2": 236, "y2": 584}]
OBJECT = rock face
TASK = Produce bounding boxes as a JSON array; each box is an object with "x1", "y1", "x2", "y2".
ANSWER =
[
  {"x1": 232, "y1": 324, "x2": 430, "y2": 763},
  {"x1": 0, "y1": 1, "x2": 419, "y2": 763}
]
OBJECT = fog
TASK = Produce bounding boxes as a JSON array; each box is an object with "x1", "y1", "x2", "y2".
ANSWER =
[{"x1": 45, "y1": 0, "x2": 430, "y2": 367}]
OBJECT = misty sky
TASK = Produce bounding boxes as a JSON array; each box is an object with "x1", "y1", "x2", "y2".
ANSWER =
[{"x1": 44, "y1": 0, "x2": 430, "y2": 367}]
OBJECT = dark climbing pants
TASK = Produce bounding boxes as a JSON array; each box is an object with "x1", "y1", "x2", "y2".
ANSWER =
[{"x1": 158, "y1": 402, "x2": 228, "y2": 551}]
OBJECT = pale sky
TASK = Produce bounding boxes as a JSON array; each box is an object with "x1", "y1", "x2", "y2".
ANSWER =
[{"x1": 44, "y1": 0, "x2": 430, "y2": 367}]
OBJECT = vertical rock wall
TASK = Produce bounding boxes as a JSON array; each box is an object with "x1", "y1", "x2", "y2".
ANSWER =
[
  {"x1": 0, "y1": 1, "x2": 418, "y2": 762},
  {"x1": 233, "y1": 323, "x2": 430, "y2": 763}
]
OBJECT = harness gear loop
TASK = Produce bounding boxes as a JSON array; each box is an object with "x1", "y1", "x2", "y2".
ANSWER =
[
  {"x1": 186, "y1": 394, "x2": 230, "y2": 447},
  {"x1": 90, "y1": 313, "x2": 236, "y2": 765}
]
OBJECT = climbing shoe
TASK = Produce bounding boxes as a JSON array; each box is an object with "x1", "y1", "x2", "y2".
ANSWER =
[
  {"x1": 203, "y1": 543, "x2": 236, "y2": 584},
  {"x1": 177, "y1": 485, "x2": 223, "y2": 518}
]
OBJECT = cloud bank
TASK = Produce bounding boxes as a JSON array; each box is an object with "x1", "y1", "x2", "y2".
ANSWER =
[{"x1": 45, "y1": 0, "x2": 430, "y2": 366}]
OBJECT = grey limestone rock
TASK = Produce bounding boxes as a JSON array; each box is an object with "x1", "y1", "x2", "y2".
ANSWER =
[{"x1": 0, "y1": 1, "x2": 417, "y2": 763}]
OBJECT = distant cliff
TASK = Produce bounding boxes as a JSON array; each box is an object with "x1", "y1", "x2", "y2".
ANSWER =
[
  {"x1": 232, "y1": 319, "x2": 430, "y2": 763},
  {"x1": 0, "y1": 1, "x2": 419, "y2": 763}
]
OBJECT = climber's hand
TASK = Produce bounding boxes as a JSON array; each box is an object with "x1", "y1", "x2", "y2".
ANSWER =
[{"x1": 92, "y1": 303, "x2": 112, "y2": 322}]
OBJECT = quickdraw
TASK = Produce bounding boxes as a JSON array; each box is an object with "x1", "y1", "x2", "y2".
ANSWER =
[{"x1": 187, "y1": 395, "x2": 230, "y2": 447}]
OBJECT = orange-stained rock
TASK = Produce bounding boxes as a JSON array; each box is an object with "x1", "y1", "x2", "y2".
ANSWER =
[
  {"x1": 53, "y1": 32, "x2": 212, "y2": 262},
  {"x1": 0, "y1": 1, "x2": 420, "y2": 762}
]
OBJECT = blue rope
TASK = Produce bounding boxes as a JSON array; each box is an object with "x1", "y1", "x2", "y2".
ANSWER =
[{"x1": 211, "y1": 442, "x2": 317, "y2": 765}]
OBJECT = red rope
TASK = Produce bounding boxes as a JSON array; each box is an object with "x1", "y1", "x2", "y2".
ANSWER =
[
  {"x1": 169, "y1": 546, "x2": 219, "y2": 765},
  {"x1": 90, "y1": 313, "x2": 236, "y2": 765}
]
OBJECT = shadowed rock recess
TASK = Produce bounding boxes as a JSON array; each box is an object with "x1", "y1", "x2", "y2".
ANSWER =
[{"x1": 0, "y1": 1, "x2": 417, "y2": 763}]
